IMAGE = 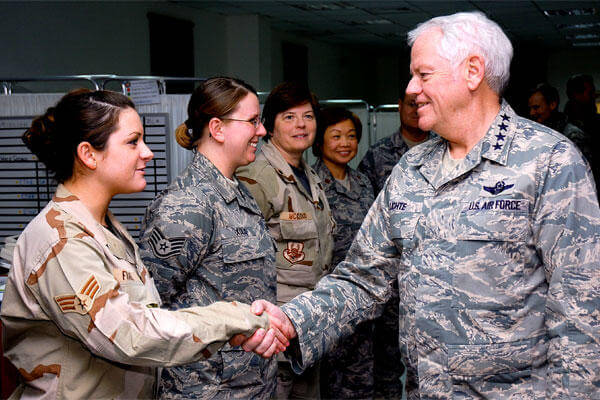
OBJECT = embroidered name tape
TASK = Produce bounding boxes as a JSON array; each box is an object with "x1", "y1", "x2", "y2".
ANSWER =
[
  {"x1": 464, "y1": 198, "x2": 528, "y2": 213},
  {"x1": 280, "y1": 212, "x2": 312, "y2": 221}
]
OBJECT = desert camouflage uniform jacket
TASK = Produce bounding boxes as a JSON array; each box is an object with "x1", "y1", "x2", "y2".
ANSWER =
[
  {"x1": 138, "y1": 152, "x2": 277, "y2": 399},
  {"x1": 358, "y1": 128, "x2": 435, "y2": 196},
  {"x1": 0, "y1": 184, "x2": 268, "y2": 400},
  {"x1": 237, "y1": 140, "x2": 335, "y2": 305},
  {"x1": 282, "y1": 102, "x2": 600, "y2": 399}
]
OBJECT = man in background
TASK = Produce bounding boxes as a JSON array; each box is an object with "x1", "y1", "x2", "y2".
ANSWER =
[
  {"x1": 358, "y1": 91, "x2": 432, "y2": 196},
  {"x1": 528, "y1": 82, "x2": 592, "y2": 164}
]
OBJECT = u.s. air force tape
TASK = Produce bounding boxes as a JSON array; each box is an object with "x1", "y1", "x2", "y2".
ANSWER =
[{"x1": 148, "y1": 227, "x2": 186, "y2": 259}]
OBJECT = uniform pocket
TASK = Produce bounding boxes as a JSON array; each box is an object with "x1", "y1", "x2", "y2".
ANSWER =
[
  {"x1": 389, "y1": 212, "x2": 421, "y2": 239},
  {"x1": 221, "y1": 235, "x2": 270, "y2": 264},
  {"x1": 219, "y1": 347, "x2": 266, "y2": 388},
  {"x1": 456, "y1": 198, "x2": 531, "y2": 242},
  {"x1": 279, "y1": 216, "x2": 318, "y2": 240},
  {"x1": 118, "y1": 280, "x2": 148, "y2": 303},
  {"x1": 389, "y1": 210, "x2": 422, "y2": 257},
  {"x1": 388, "y1": 198, "x2": 422, "y2": 240},
  {"x1": 447, "y1": 337, "x2": 546, "y2": 396}
]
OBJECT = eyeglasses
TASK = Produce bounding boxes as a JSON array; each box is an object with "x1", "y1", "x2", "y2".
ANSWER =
[{"x1": 220, "y1": 117, "x2": 262, "y2": 128}]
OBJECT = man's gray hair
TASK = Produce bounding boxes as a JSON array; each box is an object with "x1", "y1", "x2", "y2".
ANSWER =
[{"x1": 408, "y1": 11, "x2": 513, "y2": 95}]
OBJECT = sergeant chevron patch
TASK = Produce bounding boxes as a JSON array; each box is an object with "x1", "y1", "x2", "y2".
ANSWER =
[
  {"x1": 54, "y1": 274, "x2": 101, "y2": 314},
  {"x1": 148, "y1": 227, "x2": 185, "y2": 259},
  {"x1": 54, "y1": 294, "x2": 86, "y2": 314}
]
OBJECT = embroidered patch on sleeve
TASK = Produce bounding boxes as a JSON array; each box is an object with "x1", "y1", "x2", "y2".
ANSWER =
[
  {"x1": 148, "y1": 227, "x2": 186, "y2": 259},
  {"x1": 76, "y1": 275, "x2": 101, "y2": 313},
  {"x1": 54, "y1": 275, "x2": 102, "y2": 314},
  {"x1": 54, "y1": 294, "x2": 86, "y2": 314}
]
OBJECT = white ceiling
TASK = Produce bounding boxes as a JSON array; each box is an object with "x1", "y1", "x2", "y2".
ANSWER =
[{"x1": 174, "y1": 0, "x2": 600, "y2": 48}]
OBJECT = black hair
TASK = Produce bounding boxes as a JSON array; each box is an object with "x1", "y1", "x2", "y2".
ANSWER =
[
  {"x1": 529, "y1": 82, "x2": 559, "y2": 106},
  {"x1": 312, "y1": 107, "x2": 362, "y2": 158}
]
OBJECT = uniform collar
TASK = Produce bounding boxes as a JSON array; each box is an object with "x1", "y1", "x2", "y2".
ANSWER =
[
  {"x1": 313, "y1": 158, "x2": 368, "y2": 200},
  {"x1": 392, "y1": 126, "x2": 436, "y2": 150},
  {"x1": 190, "y1": 151, "x2": 262, "y2": 213},
  {"x1": 260, "y1": 141, "x2": 323, "y2": 203},
  {"x1": 190, "y1": 151, "x2": 238, "y2": 203},
  {"x1": 52, "y1": 184, "x2": 148, "y2": 280},
  {"x1": 390, "y1": 128, "x2": 406, "y2": 149},
  {"x1": 53, "y1": 184, "x2": 107, "y2": 240},
  {"x1": 479, "y1": 100, "x2": 517, "y2": 166},
  {"x1": 408, "y1": 100, "x2": 517, "y2": 190}
]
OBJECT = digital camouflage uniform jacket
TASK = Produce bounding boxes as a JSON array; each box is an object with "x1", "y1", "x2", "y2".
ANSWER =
[
  {"x1": 282, "y1": 102, "x2": 600, "y2": 399},
  {"x1": 0, "y1": 184, "x2": 268, "y2": 400},
  {"x1": 237, "y1": 140, "x2": 335, "y2": 305},
  {"x1": 138, "y1": 152, "x2": 277, "y2": 399},
  {"x1": 358, "y1": 128, "x2": 435, "y2": 196},
  {"x1": 312, "y1": 159, "x2": 374, "y2": 269},
  {"x1": 312, "y1": 159, "x2": 376, "y2": 399}
]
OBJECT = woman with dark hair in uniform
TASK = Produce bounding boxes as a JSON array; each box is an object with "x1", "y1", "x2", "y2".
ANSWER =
[
  {"x1": 0, "y1": 88, "x2": 278, "y2": 399},
  {"x1": 237, "y1": 81, "x2": 335, "y2": 399},
  {"x1": 312, "y1": 107, "x2": 376, "y2": 399}
]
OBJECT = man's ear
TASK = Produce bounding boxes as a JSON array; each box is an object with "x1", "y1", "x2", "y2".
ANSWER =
[
  {"x1": 549, "y1": 100, "x2": 558, "y2": 112},
  {"x1": 76, "y1": 141, "x2": 97, "y2": 170},
  {"x1": 208, "y1": 117, "x2": 226, "y2": 143},
  {"x1": 465, "y1": 54, "x2": 485, "y2": 91}
]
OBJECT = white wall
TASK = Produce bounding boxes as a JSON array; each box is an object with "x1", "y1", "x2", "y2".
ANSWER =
[
  {"x1": 269, "y1": 29, "x2": 402, "y2": 104},
  {"x1": 13, "y1": 1, "x2": 599, "y2": 107},
  {"x1": 0, "y1": 2, "x2": 228, "y2": 83}
]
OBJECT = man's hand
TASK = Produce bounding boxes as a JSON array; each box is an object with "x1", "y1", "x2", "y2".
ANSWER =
[
  {"x1": 229, "y1": 300, "x2": 297, "y2": 358},
  {"x1": 251, "y1": 299, "x2": 297, "y2": 341}
]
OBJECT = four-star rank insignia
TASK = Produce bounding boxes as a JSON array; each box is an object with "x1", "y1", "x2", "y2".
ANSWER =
[{"x1": 148, "y1": 227, "x2": 185, "y2": 259}]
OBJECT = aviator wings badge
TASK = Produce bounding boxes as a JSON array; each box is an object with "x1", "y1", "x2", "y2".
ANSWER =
[{"x1": 483, "y1": 180, "x2": 514, "y2": 195}]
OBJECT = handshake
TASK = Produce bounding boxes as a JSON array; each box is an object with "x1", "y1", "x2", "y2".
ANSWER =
[{"x1": 230, "y1": 300, "x2": 297, "y2": 358}]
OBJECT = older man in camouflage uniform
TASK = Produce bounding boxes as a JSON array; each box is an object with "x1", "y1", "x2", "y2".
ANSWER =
[
  {"x1": 138, "y1": 152, "x2": 278, "y2": 399},
  {"x1": 245, "y1": 11, "x2": 600, "y2": 399}
]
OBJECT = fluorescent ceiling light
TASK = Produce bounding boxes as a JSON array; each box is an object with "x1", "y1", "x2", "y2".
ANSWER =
[
  {"x1": 544, "y1": 7, "x2": 597, "y2": 17},
  {"x1": 298, "y1": 3, "x2": 355, "y2": 11},
  {"x1": 573, "y1": 41, "x2": 600, "y2": 47},
  {"x1": 566, "y1": 33, "x2": 600, "y2": 40},
  {"x1": 365, "y1": 19, "x2": 393, "y2": 25},
  {"x1": 557, "y1": 22, "x2": 600, "y2": 30}
]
